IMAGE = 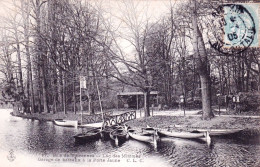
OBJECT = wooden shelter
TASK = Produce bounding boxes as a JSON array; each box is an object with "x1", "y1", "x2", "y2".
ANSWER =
[{"x1": 117, "y1": 91, "x2": 159, "y2": 109}]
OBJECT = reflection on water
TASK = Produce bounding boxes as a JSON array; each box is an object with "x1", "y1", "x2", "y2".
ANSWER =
[{"x1": 0, "y1": 109, "x2": 260, "y2": 167}]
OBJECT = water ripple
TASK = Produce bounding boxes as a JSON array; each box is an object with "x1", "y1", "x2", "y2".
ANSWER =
[{"x1": 0, "y1": 110, "x2": 260, "y2": 167}]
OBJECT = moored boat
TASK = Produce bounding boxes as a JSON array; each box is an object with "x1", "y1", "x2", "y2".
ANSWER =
[
  {"x1": 78, "y1": 122, "x2": 104, "y2": 128},
  {"x1": 142, "y1": 126, "x2": 156, "y2": 134},
  {"x1": 172, "y1": 125, "x2": 243, "y2": 136},
  {"x1": 54, "y1": 119, "x2": 78, "y2": 127},
  {"x1": 158, "y1": 129, "x2": 205, "y2": 139},
  {"x1": 143, "y1": 125, "x2": 205, "y2": 139},
  {"x1": 109, "y1": 127, "x2": 128, "y2": 145},
  {"x1": 102, "y1": 124, "x2": 121, "y2": 139},
  {"x1": 128, "y1": 129, "x2": 159, "y2": 144},
  {"x1": 195, "y1": 128, "x2": 243, "y2": 136},
  {"x1": 73, "y1": 128, "x2": 101, "y2": 143}
]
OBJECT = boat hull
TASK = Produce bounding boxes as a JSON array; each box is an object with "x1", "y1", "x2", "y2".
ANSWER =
[
  {"x1": 158, "y1": 130, "x2": 205, "y2": 139},
  {"x1": 128, "y1": 129, "x2": 157, "y2": 143},
  {"x1": 110, "y1": 128, "x2": 128, "y2": 141},
  {"x1": 54, "y1": 119, "x2": 78, "y2": 127},
  {"x1": 74, "y1": 128, "x2": 101, "y2": 143},
  {"x1": 78, "y1": 122, "x2": 104, "y2": 128},
  {"x1": 196, "y1": 129, "x2": 242, "y2": 136},
  {"x1": 142, "y1": 127, "x2": 155, "y2": 134},
  {"x1": 102, "y1": 125, "x2": 120, "y2": 139}
]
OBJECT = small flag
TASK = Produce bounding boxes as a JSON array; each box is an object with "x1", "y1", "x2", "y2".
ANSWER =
[{"x1": 80, "y1": 76, "x2": 86, "y2": 89}]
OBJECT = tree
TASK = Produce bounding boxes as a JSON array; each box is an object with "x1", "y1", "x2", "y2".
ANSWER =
[
  {"x1": 191, "y1": 0, "x2": 214, "y2": 119},
  {"x1": 103, "y1": 0, "x2": 159, "y2": 117}
]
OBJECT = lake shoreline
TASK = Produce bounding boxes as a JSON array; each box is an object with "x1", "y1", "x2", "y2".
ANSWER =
[
  {"x1": 126, "y1": 115, "x2": 260, "y2": 137},
  {"x1": 11, "y1": 111, "x2": 80, "y2": 122},
  {"x1": 11, "y1": 110, "x2": 260, "y2": 137}
]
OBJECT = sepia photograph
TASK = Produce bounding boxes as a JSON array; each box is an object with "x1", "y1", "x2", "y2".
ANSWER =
[{"x1": 0, "y1": 0, "x2": 259, "y2": 166}]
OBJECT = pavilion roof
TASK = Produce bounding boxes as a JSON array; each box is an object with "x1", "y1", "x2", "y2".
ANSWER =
[{"x1": 117, "y1": 91, "x2": 158, "y2": 96}]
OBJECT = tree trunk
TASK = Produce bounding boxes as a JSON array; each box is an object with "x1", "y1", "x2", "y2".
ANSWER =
[
  {"x1": 48, "y1": 0, "x2": 57, "y2": 114},
  {"x1": 41, "y1": 65, "x2": 48, "y2": 113},
  {"x1": 21, "y1": 0, "x2": 35, "y2": 113},
  {"x1": 51, "y1": 70, "x2": 57, "y2": 114},
  {"x1": 15, "y1": 41, "x2": 24, "y2": 99},
  {"x1": 73, "y1": 75, "x2": 76, "y2": 114},
  {"x1": 89, "y1": 96, "x2": 94, "y2": 114},
  {"x1": 35, "y1": 0, "x2": 49, "y2": 113},
  {"x1": 36, "y1": 64, "x2": 42, "y2": 113},
  {"x1": 63, "y1": 71, "x2": 66, "y2": 114},
  {"x1": 191, "y1": 0, "x2": 214, "y2": 119},
  {"x1": 200, "y1": 73, "x2": 213, "y2": 118},
  {"x1": 58, "y1": 68, "x2": 63, "y2": 112},
  {"x1": 144, "y1": 90, "x2": 150, "y2": 117},
  {"x1": 25, "y1": 42, "x2": 35, "y2": 113}
]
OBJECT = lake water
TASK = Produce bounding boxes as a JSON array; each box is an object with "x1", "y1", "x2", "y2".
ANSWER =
[{"x1": 1, "y1": 109, "x2": 260, "y2": 167}]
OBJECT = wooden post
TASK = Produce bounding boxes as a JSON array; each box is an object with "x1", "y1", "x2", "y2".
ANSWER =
[
  {"x1": 136, "y1": 95, "x2": 139, "y2": 110},
  {"x1": 116, "y1": 94, "x2": 119, "y2": 111},
  {"x1": 183, "y1": 102, "x2": 186, "y2": 116},
  {"x1": 225, "y1": 95, "x2": 228, "y2": 111},
  {"x1": 151, "y1": 104, "x2": 154, "y2": 116},
  {"x1": 80, "y1": 87, "x2": 83, "y2": 124},
  {"x1": 144, "y1": 92, "x2": 147, "y2": 117},
  {"x1": 156, "y1": 93, "x2": 159, "y2": 106},
  {"x1": 218, "y1": 96, "x2": 221, "y2": 116}
]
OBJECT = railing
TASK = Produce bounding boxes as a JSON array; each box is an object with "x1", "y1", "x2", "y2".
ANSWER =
[
  {"x1": 82, "y1": 111, "x2": 113, "y2": 124},
  {"x1": 81, "y1": 110, "x2": 136, "y2": 126},
  {"x1": 104, "y1": 110, "x2": 136, "y2": 126}
]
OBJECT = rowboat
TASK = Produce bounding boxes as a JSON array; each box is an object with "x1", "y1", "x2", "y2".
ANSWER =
[
  {"x1": 78, "y1": 122, "x2": 104, "y2": 128},
  {"x1": 73, "y1": 128, "x2": 101, "y2": 143},
  {"x1": 172, "y1": 124, "x2": 243, "y2": 136},
  {"x1": 158, "y1": 129, "x2": 205, "y2": 139},
  {"x1": 102, "y1": 125, "x2": 121, "y2": 139},
  {"x1": 54, "y1": 119, "x2": 78, "y2": 127},
  {"x1": 195, "y1": 128, "x2": 243, "y2": 136},
  {"x1": 110, "y1": 127, "x2": 129, "y2": 145},
  {"x1": 128, "y1": 129, "x2": 159, "y2": 144},
  {"x1": 142, "y1": 126, "x2": 156, "y2": 134},
  {"x1": 143, "y1": 125, "x2": 205, "y2": 139}
]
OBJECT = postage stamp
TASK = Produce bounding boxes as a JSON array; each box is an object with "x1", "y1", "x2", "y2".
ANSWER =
[{"x1": 209, "y1": 3, "x2": 260, "y2": 54}]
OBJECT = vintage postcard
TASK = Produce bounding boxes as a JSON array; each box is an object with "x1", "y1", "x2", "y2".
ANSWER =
[{"x1": 0, "y1": 0, "x2": 259, "y2": 167}]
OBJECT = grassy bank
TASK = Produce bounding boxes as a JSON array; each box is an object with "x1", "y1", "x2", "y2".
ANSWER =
[{"x1": 126, "y1": 115, "x2": 260, "y2": 136}]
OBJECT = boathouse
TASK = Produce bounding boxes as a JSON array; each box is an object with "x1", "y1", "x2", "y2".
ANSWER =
[{"x1": 117, "y1": 91, "x2": 159, "y2": 109}]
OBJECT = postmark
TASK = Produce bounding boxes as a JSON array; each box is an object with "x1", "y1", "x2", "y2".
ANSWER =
[{"x1": 208, "y1": 4, "x2": 258, "y2": 55}]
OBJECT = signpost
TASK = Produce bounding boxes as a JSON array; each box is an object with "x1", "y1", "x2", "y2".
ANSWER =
[
  {"x1": 232, "y1": 95, "x2": 240, "y2": 113},
  {"x1": 180, "y1": 95, "x2": 185, "y2": 116},
  {"x1": 80, "y1": 76, "x2": 86, "y2": 124}
]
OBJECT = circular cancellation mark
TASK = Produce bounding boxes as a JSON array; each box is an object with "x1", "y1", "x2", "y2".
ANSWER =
[{"x1": 208, "y1": 4, "x2": 256, "y2": 55}]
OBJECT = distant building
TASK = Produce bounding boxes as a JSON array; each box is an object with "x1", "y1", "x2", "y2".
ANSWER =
[{"x1": 117, "y1": 91, "x2": 159, "y2": 109}]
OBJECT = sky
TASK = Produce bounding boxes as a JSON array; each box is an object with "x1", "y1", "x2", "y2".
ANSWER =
[
  {"x1": 0, "y1": 0, "x2": 178, "y2": 53},
  {"x1": 0, "y1": 0, "x2": 15, "y2": 19},
  {"x1": 0, "y1": 0, "x2": 177, "y2": 22},
  {"x1": 0, "y1": 0, "x2": 180, "y2": 75},
  {"x1": 93, "y1": 0, "x2": 179, "y2": 59}
]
